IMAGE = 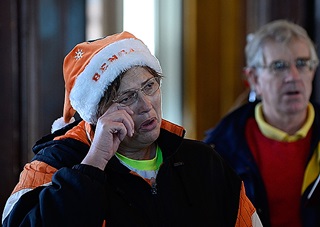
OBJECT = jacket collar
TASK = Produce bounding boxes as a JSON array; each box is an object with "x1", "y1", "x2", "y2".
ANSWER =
[{"x1": 34, "y1": 119, "x2": 186, "y2": 157}]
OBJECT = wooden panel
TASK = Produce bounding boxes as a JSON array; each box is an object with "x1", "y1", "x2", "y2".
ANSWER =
[
  {"x1": 0, "y1": 0, "x2": 86, "y2": 213},
  {"x1": 183, "y1": 0, "x2": 246, "y2": 140},
  {"x1": 219, "y1": 1, "x2": 247, "y2": 115},
  {"x1": 0, "y1": 0, "x2": 20, "y2": 212},
  {"x1": 183, "y1": 0, "x2": 198, "y2": 139},
  {"x1": 269, "y1": 0, "x2": 307, "y2": 25},
  {"x1": 312, "y1": 0, "x2": 320, "y2": 103},
  {"x1": 18, "y1": 0, "x2": 86, "y2": 163},
  {"x1": 246, "y1": 0, "x2": 310, "y2": 32}
]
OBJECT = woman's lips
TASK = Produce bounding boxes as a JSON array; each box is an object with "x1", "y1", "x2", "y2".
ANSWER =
[{"x1": 139, "y1": 118, "x2": 157, "y2": 131}]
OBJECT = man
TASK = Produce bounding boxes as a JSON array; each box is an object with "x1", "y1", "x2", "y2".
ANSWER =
[{"x1": 204, "y1": 20, "x2": 320, "y2": 227}]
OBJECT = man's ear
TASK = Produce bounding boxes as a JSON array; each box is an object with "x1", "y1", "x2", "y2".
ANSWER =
[
  {"x1": 243, "y1": 67, "x2": 257, "y2": 91},
  {"x1": 243, "y1": 67, "x2": 261, "y2": 102}
]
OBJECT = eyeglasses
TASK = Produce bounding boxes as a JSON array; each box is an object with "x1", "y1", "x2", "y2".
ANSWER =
[
  {"x1": 112, "y1": 77, "x2": 160, "y2": 106},
  {"x1": 255, "y1": 58, "x2": 318, "y2": 75}
]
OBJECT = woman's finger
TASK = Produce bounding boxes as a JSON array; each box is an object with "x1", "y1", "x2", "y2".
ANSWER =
[{"x1": 100, "y1": 103, "x2": 135, "y2": 137}]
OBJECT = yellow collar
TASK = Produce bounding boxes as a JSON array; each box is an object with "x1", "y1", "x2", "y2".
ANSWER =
[{"x1": 255, "y1": 103, "x2": 314, "y2": 142}]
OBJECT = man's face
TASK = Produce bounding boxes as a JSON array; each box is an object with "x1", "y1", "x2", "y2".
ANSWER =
[{"x1": 253, "y1": 39, "x2": 315, "y2": 118}]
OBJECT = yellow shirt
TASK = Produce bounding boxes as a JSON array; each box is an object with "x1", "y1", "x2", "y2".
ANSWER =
[{"x1": 255, "y1": 103, "x2": 314, "y2": 142}]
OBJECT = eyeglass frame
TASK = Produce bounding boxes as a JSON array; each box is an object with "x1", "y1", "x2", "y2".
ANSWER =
[
  {"x1": 254, "y1": 58, "x2": 319, "y2": 75},
  {"x1": 112, "y1": 77, "x2": 161, "y2": 106}
]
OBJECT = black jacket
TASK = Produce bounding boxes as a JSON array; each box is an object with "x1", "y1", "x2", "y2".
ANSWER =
[{"x1": 3, "y1": 120, "x2": 251, "y2": 227}]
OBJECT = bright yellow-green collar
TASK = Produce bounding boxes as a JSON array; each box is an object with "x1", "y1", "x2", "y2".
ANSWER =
[
  {"x1": 115, "y1": 145, "x2": 162, "y2": 171},
  {"x1": 255, "y1": 103, "x2": 314, "y2": 142}
]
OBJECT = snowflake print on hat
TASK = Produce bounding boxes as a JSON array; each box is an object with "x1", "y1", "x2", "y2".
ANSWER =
[{"x1": 74, "y1": 49, "x2": 84, "y2": 60}]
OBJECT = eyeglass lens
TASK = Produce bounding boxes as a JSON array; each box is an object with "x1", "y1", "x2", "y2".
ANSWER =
[
  {"x1": 113, "y1": 77, "x2": 160, "y2": 106},
  {"x1": 268, "y1": 58, "x2": 316, "y2": 74}
]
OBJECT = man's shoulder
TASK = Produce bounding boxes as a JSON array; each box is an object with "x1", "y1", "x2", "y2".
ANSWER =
[
  {"x1": 224, "y1": 101, "x2": 257, "y2": 120},
  {"x1": 203, "y1": 102, "x2": 257, "y2": 143},
  {"x1": 311, "y1": 101, "x2": 320, "y2": 112}
]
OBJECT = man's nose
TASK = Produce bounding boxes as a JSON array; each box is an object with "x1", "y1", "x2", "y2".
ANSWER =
[{"x1": 284, "y1": 64, "x2": 301, "y2": 82}]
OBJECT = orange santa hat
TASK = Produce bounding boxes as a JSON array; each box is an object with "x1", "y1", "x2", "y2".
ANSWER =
[{"x1": 51, "y1": 31, "x2": 162, "y2": 133}]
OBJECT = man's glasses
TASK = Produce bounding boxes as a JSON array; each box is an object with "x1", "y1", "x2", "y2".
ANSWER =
[
  {"x1": 112, "y1": 77, "x2": 160, "y2": 106},
  {"x1": 256, "y1": 58, "x2": 318, "y2": 75}
]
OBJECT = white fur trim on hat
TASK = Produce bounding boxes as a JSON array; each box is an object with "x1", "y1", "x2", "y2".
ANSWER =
[
  {"x1": 69, "y1": 38, "x2": 162, "y2": 124},
  {"x1": 51, "y1": 116, "x2": 75, "y2": 133}
]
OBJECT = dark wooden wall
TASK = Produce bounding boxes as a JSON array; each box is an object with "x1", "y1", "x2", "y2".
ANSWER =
[
  {"x1": 0, "y1": 0, "x2": 85, "y2": 214},
  {"x1": 1, "y1": 0, "x2": 20, "y2": 214},
  {"x1": 183, "y1": 0, "x2": 247, "y2": 139}
]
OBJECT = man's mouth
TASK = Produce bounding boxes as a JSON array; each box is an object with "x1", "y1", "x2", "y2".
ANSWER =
[{"x1": 286, "y1": 90, "x2": 300, "y2": 95}]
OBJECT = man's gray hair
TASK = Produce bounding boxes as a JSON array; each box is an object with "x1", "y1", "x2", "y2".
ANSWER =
[{"x1": 245, "y1": 20, "x2": 319, "y2": 68}]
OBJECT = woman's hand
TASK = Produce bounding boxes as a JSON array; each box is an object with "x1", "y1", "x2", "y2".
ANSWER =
[{"x1": 81, "y1": 104, "x2": 134, "y2": 170}]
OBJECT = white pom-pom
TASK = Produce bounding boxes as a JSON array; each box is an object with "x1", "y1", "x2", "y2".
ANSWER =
[{"x1": 51, "y1": 117, "x2": 75, "y2": 133}]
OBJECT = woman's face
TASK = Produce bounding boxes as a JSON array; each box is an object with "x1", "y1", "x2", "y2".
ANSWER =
[{"x1": 116, "y1": 67, "x2": 162, "y2": 148}]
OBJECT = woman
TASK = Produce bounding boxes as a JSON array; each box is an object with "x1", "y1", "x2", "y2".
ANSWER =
[{"x1": 2, "y1": 31, "x2": 262, "y2": 226}]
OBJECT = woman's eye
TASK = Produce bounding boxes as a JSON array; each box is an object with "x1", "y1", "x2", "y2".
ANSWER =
[
  {"x1": 119, "y1": 97, "x2": 129, "y2": 104},
  {"x1": 144, "y1": 81, "x2": 155, "y2": 92},
  {"x1": 119, "y1": 92, "x2": 136, "y2": 104}
]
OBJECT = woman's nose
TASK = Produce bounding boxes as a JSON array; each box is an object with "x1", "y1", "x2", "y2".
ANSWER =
[{"x1": 135, "y1": 92, "x2": 152, "y2": 114}]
